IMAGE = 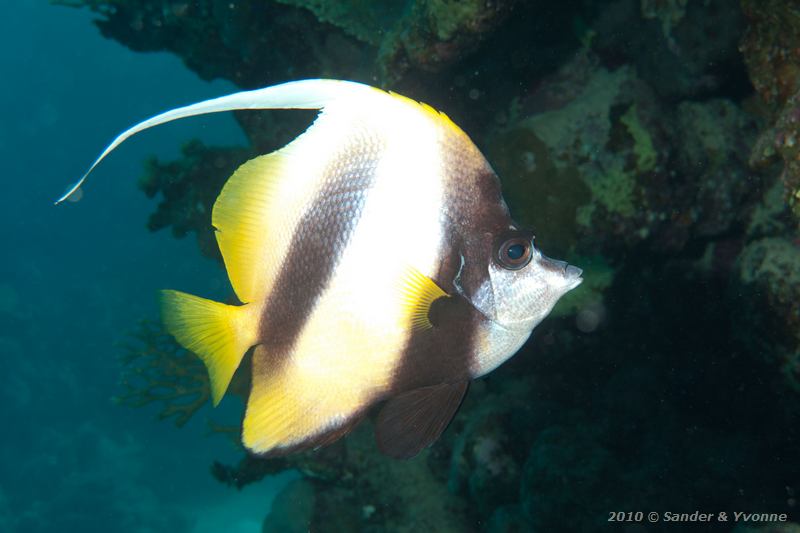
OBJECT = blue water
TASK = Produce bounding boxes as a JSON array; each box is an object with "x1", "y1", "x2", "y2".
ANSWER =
[{"x1": 0, "y1": 3, "x2": 293, "y2": 531}]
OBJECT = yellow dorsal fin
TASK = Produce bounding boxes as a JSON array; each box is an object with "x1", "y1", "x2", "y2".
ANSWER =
[
  {"x1": 212, "y1": 152, "x2": 288, "y2": 304},
  {"x1": 385, "y1": 90, "x2": 467, "y2": 140},
  {"x1": 160, "y1": 289, "x2": 259, "y2": 406},
  {"x1": 397, "y1": 266, "x2": 449, "y2": 331}
]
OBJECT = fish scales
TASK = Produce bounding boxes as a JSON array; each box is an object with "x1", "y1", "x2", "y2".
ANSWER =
[
  {"x1": 62, "y1": 79, "x2": 583, "y2": 459},
  {"x1": 243, "y1": 98, "x2": 453, "y2": 453},
  {"x1": 256, "y1": 123, "x2": 383, "y2": 355}
]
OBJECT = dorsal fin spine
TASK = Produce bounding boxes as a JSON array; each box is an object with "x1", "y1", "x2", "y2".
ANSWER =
[{"x1": 56, "y1": 79, "x2": 380, "y2": 204}]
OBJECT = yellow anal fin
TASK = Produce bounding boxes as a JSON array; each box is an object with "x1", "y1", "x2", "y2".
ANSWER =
[
  {"x1": 212, "y1": 151, "x2": 288, "y2": 304},
  {"x1": 398, "y1": 266, "x2": 449, "y2": 331},
  {"x1": 242, "y1": 346, "x2": 365, "y2": 455},
  {"x1": 160, "y1": 289, "x2": 259, "y2": 406}
]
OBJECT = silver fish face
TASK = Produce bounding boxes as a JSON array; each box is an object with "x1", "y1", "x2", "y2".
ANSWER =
[{"x1": 470, "y1": 231, "x2": 582, "y2": 331}]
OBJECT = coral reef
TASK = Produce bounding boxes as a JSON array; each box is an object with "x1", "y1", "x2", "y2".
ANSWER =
[
  {"x1": 488, "y1": 51, "x2": 757, "y2": 260},
  {"x1": 734, "y1": 0, "x2": 800, "y2": 425},
  {"x1": 741, "y1": 0, "x2": 800, "y2": 108},
  {"x1": 749, "y1": 91, "x2": 800, "y2": 222},
  {"x1": 593, "y1": 0, "x2": 746, "y2": 100},
  {"x1": 735, "y1": 237, "x2": 800, "y2": 396},
  {"x1": 375, "y1": 0, "x2": 518, "y2": 83},
  {"x1": 53, "y1": 0, "x2": 517, "y2": 88},
  {"x1": 741, "y1": 0, "x2": 800, "y2": 222},
  {"x1": 52, "y1": 0, "x2": 371, "y2": 88},
  {"x1": 216, "y1": 420, "x2": 471, "y2": 532},
  {"x1": 139, "y1": 139, "x2": 250, "y2": 260}
]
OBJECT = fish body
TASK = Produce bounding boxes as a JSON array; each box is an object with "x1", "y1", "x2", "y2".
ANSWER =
[{"x1": 62, "y1": 80, "x2": 582, "y2": 458}]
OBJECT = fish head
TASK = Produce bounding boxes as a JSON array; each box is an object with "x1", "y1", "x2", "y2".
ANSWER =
[{"x1": 467, "y1": 229, "x2": 582, "y2": 331}]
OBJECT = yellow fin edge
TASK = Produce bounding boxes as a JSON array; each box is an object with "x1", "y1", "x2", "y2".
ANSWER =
[
  {"x1": 383, "y1": 89, "x2": 466, "y2": 139},
  {"x1": 160, "y1": 289, "x2": 259, "y2": 406}
]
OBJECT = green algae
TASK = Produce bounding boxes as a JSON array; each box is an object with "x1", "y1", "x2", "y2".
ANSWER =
[
  {"x1": 578, "y1": 163, "x2": 637, "y2": 222},
  {"x1": 509, "y1": 65, "x2": 646, "y2": 232},
  {"x1": 487, "y1": 64, "x2": 648, "y2": 253},
  {"x1": 520, "y1": 66, "x2": 631, "y2": 168},
  {"x1": 620, "y1": 104, "x2": 656, "y2": 172},
  {"x1": 489, "y1": 128, "x2": 591, "y2": 257}
]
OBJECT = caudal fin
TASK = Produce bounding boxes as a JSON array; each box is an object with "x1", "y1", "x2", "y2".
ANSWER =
[{"x1": 160, "y1": 289, "x2": 259, "y2": 406}]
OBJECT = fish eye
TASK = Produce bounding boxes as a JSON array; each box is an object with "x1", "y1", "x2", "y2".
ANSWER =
[
  {"x1": 496, "y1": 232, "x2": 533, "y2": 270},
  {"x1": 506, "y1": 243, "x2": 525, "y2": 260}
]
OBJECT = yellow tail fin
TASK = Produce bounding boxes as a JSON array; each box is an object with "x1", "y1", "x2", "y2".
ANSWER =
[{"x1": 160, "y1": 289, "x2": 259, "y2": 406}]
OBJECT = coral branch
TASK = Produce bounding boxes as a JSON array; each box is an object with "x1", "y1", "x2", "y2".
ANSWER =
[{"x1": 114, "y1": 320, "x2": 210, "y2": 427}]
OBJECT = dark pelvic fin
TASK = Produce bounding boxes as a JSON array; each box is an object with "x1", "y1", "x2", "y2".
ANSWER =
[{"x1": 374, "y1": 381, "x2": 469, "y2": 459}]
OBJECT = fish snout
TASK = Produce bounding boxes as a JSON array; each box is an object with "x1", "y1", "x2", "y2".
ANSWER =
[
  {"x1": 541, "y1": 256, "x2": 583, "y2": 290},
  {"x1": 564, "y1": 264, "x2": 583, "y2": 290},
  {"x1": 565, "y1": 264, "x2": 583, "y2": 279}
]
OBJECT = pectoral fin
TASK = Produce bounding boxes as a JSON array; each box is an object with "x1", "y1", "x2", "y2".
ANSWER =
[
  {"x1": 375, "y1": 381, "x2": 469, "y2": 459},
  {"x1": 397, "y1": 266, "x2": 448, "y2": 331}
]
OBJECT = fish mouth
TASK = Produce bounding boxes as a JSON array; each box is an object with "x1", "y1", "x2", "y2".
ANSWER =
[
  {"x1": 563, "y1": 264, "x2": 583, "y2": 291},
  {"x1": 543, "y1": 257, "x2": 584, "y2": 291}
]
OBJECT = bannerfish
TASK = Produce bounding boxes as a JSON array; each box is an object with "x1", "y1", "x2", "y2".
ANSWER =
[{"x1": 58, "y1": 79, "x2": 583, "y2": 459}]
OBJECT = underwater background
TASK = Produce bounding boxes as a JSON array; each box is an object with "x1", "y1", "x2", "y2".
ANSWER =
[{"x1": 2, "y1": 0, "x2": 799, "y2": 531}]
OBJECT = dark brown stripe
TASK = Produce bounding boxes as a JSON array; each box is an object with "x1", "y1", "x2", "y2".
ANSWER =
[
  {"x1": 257, "y1": 129, "x2": 384, "y2": 357},
  {"x1": 389, "y1": 293, "x2": 483, "y2": 392}
]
